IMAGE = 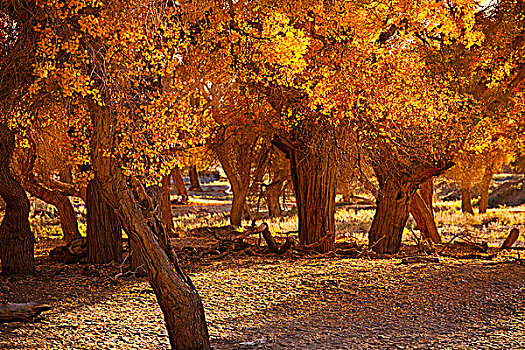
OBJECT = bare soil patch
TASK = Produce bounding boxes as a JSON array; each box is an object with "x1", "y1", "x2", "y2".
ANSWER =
[{"x1": 1, "y1": 238, "x2": 524, "y2": 350}]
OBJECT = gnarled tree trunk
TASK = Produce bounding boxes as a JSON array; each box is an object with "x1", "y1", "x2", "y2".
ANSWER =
[
  {"x1": 0, "y1": 123, "x2": 35, "y2": 276},
  {"x1": 90, "y1": 103, "x2": 210, "y2": 349},
  {"x1": 272, "y1": 135, "x2": 336, "y2": 253},
  {"x1": 461, "y1": 186, "x2": 474, "y2": 214},
  {"x1": 369, "y1": 177, "x2": 418, "y2": 254},
  {"x1": 188, "y1": 165, "x2": 202, "y2": 191},
  {"x1": 478, "y1": 170, "x2": 492, "y2": 214},
  {"x1": 86, "y1": 177, "x2": 122, "y2": 264},
  {"x1": 289, "y1": 147, "x2": 336, "y2": 253},
  {"x1": 23, "y1": 180, "x2": 81, "y2": 244}
]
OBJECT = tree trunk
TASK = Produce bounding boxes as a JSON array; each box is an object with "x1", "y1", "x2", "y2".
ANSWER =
[
  {"x1": 478, "y1": 170, "x2": 492, "y2": 214},
  {"x1": 409, "y1": 179, "x2": 441, "y2": 243},
  {"x1": 172, "y1": 166, "x2": 188, "y2": 202},
  {"x1": 53, "y1": 193, "x2": 80, "y2": 243},
  {"x1": 230, "y1": 189, "x2": 249, "y2": 227},
  {"x1": 289, "y1": 147, "x2": 336, "y2": 253},
  {"x1": 340, "y1": 181, "x2": 355, "y2": 203},
  {"x1": 410, "y1": 190, "x2": 441, "y2": 243},
  {"x1": 86, "y1": 177, "x2": 122, "y2": 264},
  {"x1": 128, "y1": 233, "x2": 147, "y2": 277},
  {"x1": 0, "y1": 123, "x2": 35, "y2": 276},
  {"x1": 461, "y1": 186, "x2": 474, "y2": 214},
  {"x1": 23, "y1": 180, "x2": 81, "y2": 244},
  {"x1": 501, "y1": 228, "x2": 519, "y2": 249},
  {"x1": 265, "y1": 180, "x2": 283, "y2": 218},
  {"x1": 419, "y1": 179, "x2": 434, "y2": 209},
  {"x1": 90, "y1": 102, "x2": 210, "y2": 349},
  {"x1": 369, "y1": 178, "x2": 418, "y2": 254},
  {"x1": 161, "y1": 174, "x2": 174, "y2": 236},
  {"x1": 188, "y1": 165, "x2": 202, "y2": 191}
]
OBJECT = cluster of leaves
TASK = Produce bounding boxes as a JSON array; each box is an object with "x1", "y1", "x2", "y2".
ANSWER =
[{"x1": 1, "y1": 0, "x2": 524, "y2": 187}]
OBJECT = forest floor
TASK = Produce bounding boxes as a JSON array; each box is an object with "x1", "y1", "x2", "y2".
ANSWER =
[{"x1": 1, "y1": 176, "x2": 525, "y2": 349}]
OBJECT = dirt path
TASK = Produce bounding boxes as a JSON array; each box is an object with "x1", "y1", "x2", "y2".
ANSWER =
[{"x1": 1, "y1": 250, "x2": 524, "y2": 349}]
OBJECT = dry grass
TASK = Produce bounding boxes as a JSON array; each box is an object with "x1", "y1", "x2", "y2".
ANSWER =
[
  {"x1": 3, "y1": 177, "x2": 521, "y2": 250},
  {"x1": 171, "y1": 198, "x2": 525, "y2": 249},
  {"x1": 434, "y1": 201, "x2": 525, "y2": 247}
]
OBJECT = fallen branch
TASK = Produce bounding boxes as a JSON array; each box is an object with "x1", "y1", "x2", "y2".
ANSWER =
[
  {"x1": 260, "y1": 223, "x2": 278, "y2": 253},
  {"x1": 501, "y1": 228, "x2": 520, "y2": 250},
  {"x1": 0, "y1": 303, "x2": 52, "y2": 323}
]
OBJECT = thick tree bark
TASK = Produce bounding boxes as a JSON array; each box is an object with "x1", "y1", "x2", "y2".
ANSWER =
[
  {"x1": 24, "y1": 180, "x2": 81, "y2": 244},
  {"x1": 289, "y1": 147, "x2": 336, "y2": 253},
  {"x1": 369, "y1": 178, "x2": 418, "y2": 254},
  {"x1": 0, "y1": 302, "x2": 52, "y2": 323},
  {"x1": 410, "y1": 191, "x2": 442, "y2": 243},
  {"x1": 90, "y1": 103, "x2": 210, "y2": 349},
  {"x1": 478, "y1": 170, "x2": 492, "y2": 214},
  {"x1": 409, "y1": 179, "x2": 441, "y2": 243},
  {"x1": 86, "y1": 177, "x2": 122, "y2": 264},
  {"x1": 230, "y1": 189, "x2": 249, "y2": 227},
  {"x1": 461, "y1": 186, "x2": 474, "y2": 214},
  {"x1": 419, "y1": 179, "x2": 434, "y2": 209},
  {"x1": 0, "y1": 123, "x2": 35, "y2": 276},
  {"x1": 161, "y1": 174, "x2": 174, "y2": 236},
  {"x1": 128, "y1": 236, "x2": 147, "y2": 276},
  {"x1": 172, "y1": 166, "x2": 188, "y2": 202},
  {"x1": 188, "y1": 165, "x2": 202, "y2": 191}
]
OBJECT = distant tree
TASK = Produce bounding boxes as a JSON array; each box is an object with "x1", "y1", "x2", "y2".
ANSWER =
[
  {"x1": 209, "y1": 124, "x2": 270, "y2": 227},
  {"x1": 445, "y1": 122, "x2": 513, "y2": 215},
  {"x1": 262, "y1": 148, "x2": 291, "y2": 218}
]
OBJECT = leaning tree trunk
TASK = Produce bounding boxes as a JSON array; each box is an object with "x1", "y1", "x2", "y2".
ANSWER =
[
  {"x1": 23, "y1": 180, "x2": 81, "y2": 244},
  {"x1": 419, "y1": 178, "x2": 434, "y2": 209},
  {"x1": 478, "y1": 170, "x2": 492, "y2": 214},
  {"x1": 409, "y1": 179, "x2": 441, "y2": 243},
  {"x1": 86, "y1": 177, "x2": 122, "y2": 264},
  {"x1": 0, "y1": 123, "x2": 35, "y2": 276},
  {"x1": 369, "y1": 176, "x2": 418, "y2": 254},
  {"x1": 90, "y1": 102, "x2": 210, "y2": 349},
  {"x1": 289, "y1": 147, "x2": 336, "y2": 253},
  {"x1": 461, "y1": 186, "x2": 474, "y2": 214},
  {"x1": 129, "y1": 184, "x2": 162, "y2": 277},
  {"x1": 188, "y1": 165, "x2": 202, "y2": 191}
]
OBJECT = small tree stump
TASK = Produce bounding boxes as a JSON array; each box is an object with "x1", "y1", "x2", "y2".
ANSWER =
[
  {"x1": 0, "y1": 302, "x2": 52, "y2": 323},
  {"x1": 501, "y1": 228, "x2": 520, "y2": 250},
  {"x1": 259, "y1": 223, "x2": 278, "y2": 253}
]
